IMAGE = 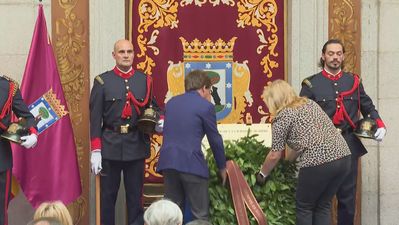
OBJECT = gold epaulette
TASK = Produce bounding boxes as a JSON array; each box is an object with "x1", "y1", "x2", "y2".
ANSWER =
[
  {"x1": 301, "y1": 78, "x2": 312, "y2": 88},
  {"x1": 2, "y1": 75, "x2": 19, "y2": 96},
  {"x1": 301, "y1": 74, "x2": 316, "y2": 88},
  {"x1": 95, "y1": 75, "x2": 104, "y2": 85}
]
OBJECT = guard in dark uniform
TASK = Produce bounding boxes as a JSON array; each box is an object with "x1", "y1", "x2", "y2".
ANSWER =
[
  {"x1": 0, "y1": 75, "x2": 38, "y2": 225},
  {"x1": 300, "y1": 39, "x2": 386, "y2": 225},
  {"x1": 90, "y1": 40, "x2": 162, "y2": 225}
]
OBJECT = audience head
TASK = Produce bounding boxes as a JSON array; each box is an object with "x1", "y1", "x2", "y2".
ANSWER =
[
  {"x1": 144, "y1": 199, "x2": 183, "y2": 225},
  {"x1": 33, "y1": 201, "x2": 73, "y2": 225},
  {"x1": 27, "y1": 217, "x2": 63, "y2": 225},
  {"x1": 186, "y1": 219, "x2": 212, "y2": 225}
]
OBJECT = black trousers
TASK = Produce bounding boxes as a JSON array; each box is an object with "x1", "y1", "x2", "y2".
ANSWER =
[
  {"x1": 163, "y1": 169, "x2": 209, "y2": 221},
  {"x1": 336, "y1": 132, "x2": 365, "y2": 225},
  {"x1": 101, "y1": 159, "x2": 145, "y2": 225},
  {"x1": 296, "y1": 156, "x2": 351, "y2": 225},
  {"x1": 336, "y1": 154, "x2": 359, "y2": 225},
  {"x1": 0, "y1": 169, "x2": 11, "y2": 225}
]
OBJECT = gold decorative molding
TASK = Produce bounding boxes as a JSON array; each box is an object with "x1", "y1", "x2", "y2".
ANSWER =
[
  {"x1": 145, "y1": 135, "x2": 163, "y2": 179},
  {"x1": 180, "y1": 0, "x2": 235, "y2": 7},
  {"x1": 237, "y1": 0, "x2": 277, "y2": 31},
  {"x1": 257, "y1": 30, "x2": 279, "y2": 78},
  {"x1": 237, "y1": 0, "x2": 279, "y2": 78},
  {"x1": 137, "y1": 0, "x2": 179, "y2": 33},
  {"x1": 54, "y1": 1, "x2": 86, "y2": 113},
  {"x1": 52, "y1": 0, "x2": 90, "y2": 224},
  {"x1": 136, "y1": 0, "x2": 179, "y2": 74},
  {"x1": 329, "y1": 0, "x2": 361, "y2": 75}
]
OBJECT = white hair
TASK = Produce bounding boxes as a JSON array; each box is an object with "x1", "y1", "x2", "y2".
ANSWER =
[{"x1": 144, "y1": 199, "x2": 183, "y2": 225}]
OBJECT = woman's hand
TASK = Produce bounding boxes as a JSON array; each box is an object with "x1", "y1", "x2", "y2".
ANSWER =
[{"x1": 256, "y1": 171, "x2": 269, "y2": 186}]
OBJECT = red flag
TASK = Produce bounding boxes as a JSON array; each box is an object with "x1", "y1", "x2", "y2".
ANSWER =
[{"x1": 11, "y1": 4, "x2": 81, "y2": 208}]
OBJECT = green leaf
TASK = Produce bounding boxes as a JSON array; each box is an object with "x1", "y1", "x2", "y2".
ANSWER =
[{"x1": 207, "y1": 135, "x2": 298, "y2": 225}]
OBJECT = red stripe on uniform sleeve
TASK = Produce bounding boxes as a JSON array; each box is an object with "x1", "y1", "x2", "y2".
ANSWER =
[
  {"x1": 91, "y1": 138, "x2": 102, "y2": 150},
  {"x1": 375, "y1": 118, "x2": 385, "y2": 128},
  {"x1": 29, "y1": 127, "x2": 38, "y2": 135}
]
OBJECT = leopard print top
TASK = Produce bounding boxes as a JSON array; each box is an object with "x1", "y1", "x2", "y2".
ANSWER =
[{"x1": 271, "y1": 99, "x2": 351, "y2": 168}]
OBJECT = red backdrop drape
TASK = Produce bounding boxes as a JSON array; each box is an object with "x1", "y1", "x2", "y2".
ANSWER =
[{"x1": 130, "y1": 0, "x2": 286, "y2": 182}]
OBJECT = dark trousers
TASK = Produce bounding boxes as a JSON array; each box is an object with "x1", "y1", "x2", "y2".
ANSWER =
[
  {"x1": 101, "y1": 159, "x2": 145, "y2": 225},
  {"x1": 336, "y1": 154, "x2": 359, "y2": 225},
  {"x1": 296, "y1": 156, "x2": 351, "y2": 225},
  {"x1": 0, "y1": 169, "x2": 11, "y2": 225},
  {"x1": 163, "y1": 169, "x2": 209, "y2": 221}
]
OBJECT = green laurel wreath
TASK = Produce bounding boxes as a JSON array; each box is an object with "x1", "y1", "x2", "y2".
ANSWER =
[{"x1": 206, "y1": 133, "x2": 297, "y2": 225}]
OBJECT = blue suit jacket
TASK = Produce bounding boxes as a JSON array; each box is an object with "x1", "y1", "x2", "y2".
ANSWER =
[{"x1": 157, "y1": 91, "x2": 226, "y2": 178}]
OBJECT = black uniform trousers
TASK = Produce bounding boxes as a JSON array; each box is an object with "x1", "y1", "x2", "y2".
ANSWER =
[
  {"x1": 296, "y1": 156, "x2": 351, "y2": 225},
  {"x1": 163, "y1": 169, "x2": 209, "y2": 221},
  {"x1": 101, "y1": 159, "x2": 145, "y2": 225},
  {"x1": 0, "y1": 169, "x2": 11, "y2": 225},
  {"x1": 336, "y1": 133, "x2": 362, "y2": 225}
]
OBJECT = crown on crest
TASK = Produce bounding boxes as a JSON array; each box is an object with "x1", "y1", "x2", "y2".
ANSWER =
[
  {"x1": 43, "y1": 88, "x2": 68, "y2": 118},
  {"x1": 180, "y1": 37, "x2": 236, "y2": 61}
]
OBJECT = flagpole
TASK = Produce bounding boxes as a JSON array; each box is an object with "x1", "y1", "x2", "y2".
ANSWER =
[{"x1": 96, "y1": 175, "x2": 101, "y2": 225}]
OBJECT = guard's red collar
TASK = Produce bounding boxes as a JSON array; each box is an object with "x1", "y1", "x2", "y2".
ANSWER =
[
  {"x1": 113, "y1": 66, "x2": 135, "y2": 79},
  {"x1": 322, "y1": 69, "x2": 342, "y2": 81}
]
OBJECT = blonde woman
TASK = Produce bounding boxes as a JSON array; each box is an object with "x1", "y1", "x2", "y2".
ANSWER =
[
  {"x1": 33, "y1": 201, "x2": 72, "y2": 225},
  {"x1": 257, "y1": 80, "x2": 351, "y2": 225}
]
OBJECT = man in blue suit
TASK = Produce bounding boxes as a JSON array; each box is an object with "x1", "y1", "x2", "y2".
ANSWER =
[{"x1": 157, "y1": 70, "x2": 227, "y2": 221}]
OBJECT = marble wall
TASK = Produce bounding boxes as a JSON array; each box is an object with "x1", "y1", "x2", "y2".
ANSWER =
[
  {"x1": 89, "y1": 2, "x2": 126, "y2": 225},
  {"x1": 0, "y1": 0, "x2": 51, "y2": 82},
  {"x1": 370, "y1": 0, "x2": 399, "y2": 224},
  {"x1": 89, "y1": 1, "x2": 125, "y2": 83},
  {"x1": 287, "y1": 0, "x2": 329, "y2": 91}
]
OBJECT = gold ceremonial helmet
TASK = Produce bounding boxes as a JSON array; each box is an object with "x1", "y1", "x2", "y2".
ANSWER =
[
  {"x1": 137, "y1": 105, "x2": 160, "y2": 134},
  {"x1": 354, "y1": 118, "x2": 377, "y2": 139},
  {"x1": 1, "y1": 118, "x2": 29, "y2": 144}
]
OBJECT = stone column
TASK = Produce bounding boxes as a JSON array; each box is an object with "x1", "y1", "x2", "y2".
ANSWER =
[
  {"x1": 287, "y1": 0, "x2": 329, "y2": 93},
  {"x1": 89, "y1": 1, "x2": 125, "y2": 81},
  {"x1": 89, "y1": 1, "x2": 125, "y2": 225},
  {"x1": 369, "y1": 1, "x2": 399, "y2": 225},
  {"x1": 360, "y1": 1, "x2": 379, "y2": 224}
]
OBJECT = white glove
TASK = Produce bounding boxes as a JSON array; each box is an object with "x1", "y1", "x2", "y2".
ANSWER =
[
  {"x1": 155, "y1": 119, "x2": 164, "y2": 133},
  {"x1": 90, "y1": 150, "x2": 102, "y2": 175},
  {"x1": 20, "y1": 134, "x2": 38, "y2": 149},
  {"x1": 374, "y1": 127, "x2": 386, "y2": 142}
]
